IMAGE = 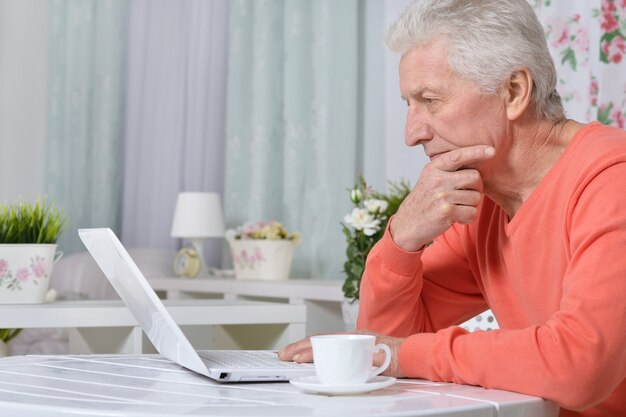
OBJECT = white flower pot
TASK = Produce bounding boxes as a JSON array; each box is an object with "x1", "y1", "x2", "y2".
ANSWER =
[
  {"x1": 229, "y1": 240, "x2": 296, "y2": 280},
  {"x1": 341, "y1": 298, "x2": 360, "y2": 331},
  {"x1": 0, "y1": 244, "x2": 62, "y2": 304},
  {"x1": 0, "y1": 340, "x2": 7, "y2": 357}
]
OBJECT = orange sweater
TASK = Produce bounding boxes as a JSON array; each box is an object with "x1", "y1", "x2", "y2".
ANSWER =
[{"x1": 357, "y1": 122, "x2": 626, "y2": 417}]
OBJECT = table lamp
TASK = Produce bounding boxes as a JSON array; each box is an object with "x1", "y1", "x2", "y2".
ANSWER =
[{"x1": 170, "y1": 192, "x2": 225, "y2": 277}]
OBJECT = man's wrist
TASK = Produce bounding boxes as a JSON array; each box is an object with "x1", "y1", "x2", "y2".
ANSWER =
[{"x1": 389, "y1": 217, "x2": 427, "y2": 252}]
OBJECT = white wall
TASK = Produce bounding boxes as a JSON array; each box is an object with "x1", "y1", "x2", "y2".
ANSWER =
[
  {"x1": 361, "y1": 0, "x2": 427, "y2": 191},
  {"x1": 383, "y1": 0, "x2": 429, "y2": 186},
  {"x1": 0, "y1": 0, "x2": 49, "y2": 203}
]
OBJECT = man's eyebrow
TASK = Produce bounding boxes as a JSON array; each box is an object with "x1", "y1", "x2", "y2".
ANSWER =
[{"x1": 401, "y1": 86, "x2": 439, "y2": 101}]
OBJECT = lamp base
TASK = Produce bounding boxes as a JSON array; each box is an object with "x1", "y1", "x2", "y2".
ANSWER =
[{"x1": 189, "y1": 238, "x2": 215, "y2": 277}]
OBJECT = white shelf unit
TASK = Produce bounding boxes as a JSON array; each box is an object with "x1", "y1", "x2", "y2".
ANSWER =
[
  {"x1": 0, "y1": 299, "x2": 306, "y2": 354},
  {"x1": 147, "y1": 276, "x2": 346, "y2": 336}
]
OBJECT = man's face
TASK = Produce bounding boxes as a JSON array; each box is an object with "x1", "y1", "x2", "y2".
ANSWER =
[{"x1": 399, "y1": 39, "x2": 507, "y2": 169}]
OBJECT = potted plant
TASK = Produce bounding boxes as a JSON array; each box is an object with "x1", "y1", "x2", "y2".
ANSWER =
[
  {"x1": 341, "y1": 177, "x2": 410, "y2": 329},
  {"x1": 0, "y1": 329, "x2": 21, "y2": 357},
  {"x1": 0, "y1": 198, "x2": 66, "y2": 304},
  {"x1": 226, "y1": 221, "x2": 300, "y2": 280}
]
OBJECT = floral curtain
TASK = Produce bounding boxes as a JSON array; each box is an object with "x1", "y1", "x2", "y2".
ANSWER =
[{"x1": 534, "y1": 0, "x2": 626, "y2": 127}]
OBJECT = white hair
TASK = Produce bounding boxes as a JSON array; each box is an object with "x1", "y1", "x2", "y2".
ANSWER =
[{"x1": 387, "y1": 0, "x2": 565, "y2": 122}]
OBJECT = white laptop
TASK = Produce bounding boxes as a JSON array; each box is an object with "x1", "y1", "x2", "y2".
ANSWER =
[{"x1": 78, "y1": 228, "x2": 315, "y2": 383}]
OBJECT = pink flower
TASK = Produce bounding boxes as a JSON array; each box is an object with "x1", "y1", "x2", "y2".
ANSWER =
[
  {"x1": 601, "y1": 0, "x2": 620, "y2": 32},
  {"x1": 0, "y1": 259, "x2": 8, "y2": 277},
  {"x1": 573, "y1": 27, "x2": 589, "y2": 54},
  {"x1": 547, "y1": 17, "x2": 570, "y2": 48},
  {"x1": 601, "y1": 11, "x2": 619, "y2": 32},
  {"x1": 254, "y1": 248, "x2": 266, "y2": 262},
  {"x1": 242, "y1": 225, "x2": 255, "y2": 237},
  {"x1": 590, "y1": 79, "x2": 599, "y2": 106},
  {"x1": 602, "y1": 36, "x2": 626, "y2": 63},
  {"x1": 603, "y1": 0, "x2": 616, "y2": 13},
  {"x1": 16, "y1": 268, "x2": 30, "y2": 282},
  {"x1": 31, "y1": 259, "x2": 47, "y2": 278}
]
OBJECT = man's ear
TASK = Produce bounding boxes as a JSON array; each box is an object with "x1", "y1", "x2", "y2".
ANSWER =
[{"x1": 504, "y1": 69, "x2": 533, "y2": 121}]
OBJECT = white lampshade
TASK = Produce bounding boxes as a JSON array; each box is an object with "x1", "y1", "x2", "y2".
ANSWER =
[{"x1": 170, "y1": 192, "x2": 225, "y2": 238}]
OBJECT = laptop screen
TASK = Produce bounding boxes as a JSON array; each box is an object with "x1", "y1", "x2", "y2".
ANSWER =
[{"x1": 78, "y1": 228, "x2": 208, "y2": 375}]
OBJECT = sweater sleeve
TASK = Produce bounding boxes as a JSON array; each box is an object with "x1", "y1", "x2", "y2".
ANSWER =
[
  {"x1": 362, "y1": 165, "x2": 626, "y2": 413},
  {"x1": 357, "y1": 217, "x2": 488, "y2": 336}
]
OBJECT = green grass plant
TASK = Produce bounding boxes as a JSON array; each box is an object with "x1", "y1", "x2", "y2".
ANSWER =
[
  {"x1": 0, "y1": 328, "x2": 21, "y2": 343},
  {"x1": 0, "y1": 198, "x2": 66, "y2": 244}
]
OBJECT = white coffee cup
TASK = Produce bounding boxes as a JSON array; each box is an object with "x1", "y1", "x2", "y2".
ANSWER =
[{"x1": 310, "y1": 334, "x2": 391, "y2": 385}]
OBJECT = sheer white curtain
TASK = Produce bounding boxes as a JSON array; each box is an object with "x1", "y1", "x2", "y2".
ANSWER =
[
  {"x1": 2, "y1": 1, "x2": 129, "y2": 255},
  {"x1": 224, "y1": 0, "x2": 421, "y2": 279},
  {"x1": 225, "y1": 0, "x2": 363, "y2": 279},
  {"x1": 0, "y1": 0, "x2": 48, "y2": 203},
  {"x1": 45, "y1": 0, "x2": 129, "y2": 254},
  {"x1": 121, "y1": 0, "x2": 229, "y2": 268}
]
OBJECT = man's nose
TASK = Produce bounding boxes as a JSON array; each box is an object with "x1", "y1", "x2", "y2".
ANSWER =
[{"x1": 405, "y1": 109, "x2": 433, "y2": 147}]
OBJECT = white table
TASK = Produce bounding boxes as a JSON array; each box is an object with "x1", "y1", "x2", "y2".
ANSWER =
[
  {"x1": 0, "y1": 354, "x2": 559, "y2": 417},
  {"x1": 0, "y1": 299, "x2": 306, "y2": 354},
  {"x1": 147, "y1": 276, "x2": 346, "y2": 335}
]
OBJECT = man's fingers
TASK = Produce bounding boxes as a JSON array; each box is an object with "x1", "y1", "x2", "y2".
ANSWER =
[
  {"x1": 433, "y1": 145, "x2": 495, "y2": 172},
  {"x1": 388, "y1": 147, "x2": 490, "y2": 250},
  {"x1": 292, "y1": 350, "x2": 314, "y2": 363},
  {"x1": 428, "y1": 168, "x2": 482, "y2": 193},
  {"x1": 434, "y1": 189, "x2": 483, "y2": 208},
  {"x1": 429, "y1": 190, "x2": 481, "y2": 225},
  {"x1": 278, "y1": 337, "x2": 312, "y2": 361},
  {"x1": 451, "y1": 205, "x2": 479, "y2": 224}
]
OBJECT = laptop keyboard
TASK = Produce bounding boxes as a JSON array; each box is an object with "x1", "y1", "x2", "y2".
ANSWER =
[{"x1": 197, "y1": 350, "x2": 312, "y2": 369}]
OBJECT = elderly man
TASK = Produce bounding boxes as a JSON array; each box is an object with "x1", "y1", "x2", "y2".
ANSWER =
[{"x1": 280, "y1": 1, "x2": 626, "y2": 416}]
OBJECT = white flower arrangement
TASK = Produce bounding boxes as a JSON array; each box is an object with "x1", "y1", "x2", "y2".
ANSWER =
[{"x1": 342, "y1": 178, "x2": 410, "y2": 301}]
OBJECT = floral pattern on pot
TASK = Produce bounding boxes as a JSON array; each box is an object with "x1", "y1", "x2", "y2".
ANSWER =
[
  {"x1": 232, "y1": 247, "x2": 267, "y2": 270},
  {"x1": 228, "y1": 240, "x2": 296, "y2": 280},
  {"x1": 0, "y1": 255, "x2": 50, "y2": 291}
]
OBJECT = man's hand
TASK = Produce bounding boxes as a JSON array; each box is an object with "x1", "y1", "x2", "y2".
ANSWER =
[
  {"x1": 391, "y1": 145, "x2": 495, "y2": 251},
  {"x1": 277, "y1": 330, "x2": 406, "y2": 378}
]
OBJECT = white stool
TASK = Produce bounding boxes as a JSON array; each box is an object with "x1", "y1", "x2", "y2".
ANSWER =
[{"x1": 461, "y1": 309, "x2": 499, "y2": 331}]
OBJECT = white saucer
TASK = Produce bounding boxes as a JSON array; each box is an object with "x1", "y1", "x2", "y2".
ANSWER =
[{"x1": 289, "y1": 375, "x2": 396, "y2": 395}]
